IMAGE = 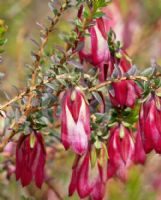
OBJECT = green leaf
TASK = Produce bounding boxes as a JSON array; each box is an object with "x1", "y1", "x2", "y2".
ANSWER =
[
  {"x1": 0, "y1": 38, "x2": 7, "y2": 46},
  {"x1": 141, "y1": 66, "x2": 155, "y2": 77},
  {"x1": 93, "y1": 11, "x2": 105, "y2": 19},
  {"x1": 45, "y1": 82, "x2": 56, "y2": 90},
  {"x1": 83, "y1": 9, "x2": 90, "y2": 18},
  {"x1": 154, "y1": 77, "x2": 161, "y2": 88},
  {"x1": 92, "y1": 0, "x2": 112, "y2": 9}
]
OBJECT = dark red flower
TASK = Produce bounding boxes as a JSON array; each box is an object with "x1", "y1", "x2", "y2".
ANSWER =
[
  {"x1": 109, "y1": 79, "x2": 141, "y2": 108},
  {"x1": 69, "y1": 147, "x2": 107, "y2": 200},
  {"x1": 61, "y1": 87, "x2": 91, "y2": 155},
  {"x1": 108, "y1": 52, "x2": 141, "y2": 107},
  {"x1": 16, "y1": 132, "x2": 46, "y2": 188},
  {"x1": 107, "y1": 124, "x2": 134, "y2": 181},
  {"x1": 139, "y1": 93, "x2": 161, "y2": 153},
  {"x1": 133, "y1": 127, "x2": 146, "y2": 164}
]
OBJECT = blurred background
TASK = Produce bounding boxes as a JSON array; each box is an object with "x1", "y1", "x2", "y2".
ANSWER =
[{"x1": 0, "y1": 0, "x2": 161, "y2": 199}]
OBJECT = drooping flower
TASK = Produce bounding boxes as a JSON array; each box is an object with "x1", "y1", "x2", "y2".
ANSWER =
[
  {"x1": 139, "y1": 93, "x2": 161, "y2": 154},
  {"x1": 77, "y1": 6, "x2": 111, "y2": 82},
  {"x1": 108, "y1": 51, "x2": 141, "y2": 108},
  {"x1": 69, "y1": 146, "x2": 107, "y2": 200},
  {"x1": 133, "y1": 126, "x2": 146, "y2": 164},
  {"x1": 61, "y1": 87, "x2": 91, "y2": 155},
  {"x1": 107, "y1": 124, "x2": 135, "y2": 181},
  {"x1": 16, "y1": 132, "x2": 46, "y2": 188},
  {"x1": 109, "y1": 79, "x2": 141, "y2": 108},
  {"x1": 79, "y1": 17, "x2": 110, "y2": 66}
]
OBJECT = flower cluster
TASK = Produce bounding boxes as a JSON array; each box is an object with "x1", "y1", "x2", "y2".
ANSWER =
[
  {"x1": 7, "y1": 1, "x2": 161, "y2": 199},
  {"x1": 59, "y1": 5, "x2": 147, "y2": 200}
]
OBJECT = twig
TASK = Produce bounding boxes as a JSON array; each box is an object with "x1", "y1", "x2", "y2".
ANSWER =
[
  {"x1": 0, "y1": 0, "x2": 71, "y2": 152},
  {"x1": 26, "y1": 0, "x2": 71, "y2": 115},
  {"x1": 0, "y1": 0, "x2": 95, "y2": 111},
  {"x1": 89, "y1": 75, "x2": 148, "y2": 92},
  {"x1": 30, "y1": 0, "x2": 70, "y2": 87},
  {"x1": 0, "y1": 118, "x2": 24, "y2": 152},
  {"x1": 0, "y1": 91, "x2": 26, "y2": 110},
  {"x1": 0, "y1": 74, "x2": 148, "y2": 111},
  {"x1": 0, "y1": 74, "x2": 71, "y2": 111},
  {"x1": 0, "y1": 74, "x2": 149, "y2": 152}
]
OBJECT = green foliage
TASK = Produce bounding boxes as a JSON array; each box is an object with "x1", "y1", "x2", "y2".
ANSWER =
[
  {"x1": 89, "y1": 0, "x2": 112, "y2": 10},
  {"x1": 0, "y1": 20, "x2": 7, "y2": 55}
]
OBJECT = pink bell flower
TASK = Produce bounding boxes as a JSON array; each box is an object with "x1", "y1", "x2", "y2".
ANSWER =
[
  {"x1": 61, "y1": 88, "x2": 91, "y2": 155},
  {"x1": 77, "y1": 6, "x2": 111, "y2": 82},
  {"x1": 79, "y1": 17, "x2": 110, "y2": 67}
]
